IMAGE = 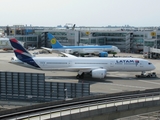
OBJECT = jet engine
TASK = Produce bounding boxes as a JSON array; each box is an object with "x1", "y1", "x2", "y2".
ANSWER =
[{"x1": 91, "y1": 69, "x2": 107, "y2": 79}]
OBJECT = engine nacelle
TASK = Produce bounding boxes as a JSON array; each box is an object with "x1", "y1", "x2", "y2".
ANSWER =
[
  {"x1": 99, "y1": 52, "x2": 108, "y2": 57},
  {"x1": 92, "y1": 69, "x2": 107, "y2": 79}
]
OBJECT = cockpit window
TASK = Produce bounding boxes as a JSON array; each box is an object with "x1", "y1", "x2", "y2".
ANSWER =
[{"x1": 148, "y1": 62, "x2": 152, "y2": 65}]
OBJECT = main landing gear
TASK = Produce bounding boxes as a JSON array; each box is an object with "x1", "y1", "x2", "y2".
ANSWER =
[
  {"x1": 135, "y1": 71, "x2": 157, "y2": 78},
  {"x1": 76, "y1": 72, "x2": 84, "y2": 79}
]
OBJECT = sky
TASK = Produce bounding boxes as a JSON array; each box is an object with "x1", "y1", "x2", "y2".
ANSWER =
[{"x1": 0, "y1": 0, "x2": 160, "y2": 27}]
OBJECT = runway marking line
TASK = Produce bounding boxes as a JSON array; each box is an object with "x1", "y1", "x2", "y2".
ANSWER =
[
  {"x1": 139, "y1": 80, "x2": 160, "y2": 85},
  {"x1": 100, "y1": 83, "x2": 150, "y2": 89}
]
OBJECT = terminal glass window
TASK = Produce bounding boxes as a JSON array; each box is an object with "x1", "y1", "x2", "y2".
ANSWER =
[
  {"x1": 98, "y1": 38, "x2": 105, "y2": 45},
  {"x1": 144, "y1": 41, "x2": 154, "y2": 47},
  {"x1": 56, "y1": 37, "x2": 68, "y2": 40},
  {"x1": 51, "y1": 32, "x2": 67, "y2": 36},
  {"x1": 80, "y1": 38, "x2": 90, "y2": 44},
  {"x1": 27, "y1": 37, "x2": 37, "y2": 41},
  {"x1": 107, "y1": 38, "x2": 125, "y2": 42},
  {"x1": 157, "y1": 41, "x2": 160, "y2": 48},
  {"x1": 81, "y1": 32, "x2": 89, "y2": 37},
  {"x1": 15, "y1": 37, "x2": 26, "y2": 42},
  {"x1": 70, "y1": 33, "x2": 75, "y2": 36},
  {"x1": 133, "y1": 35, "x2": 144, "y2": 37},
  {"x1": 92, "y1": 32, "x2": 127, "y2": 37},
  {"x1": 157, "y1": 35, "x2": 160, "y2": 39},
  {"x1": 91, "y1": 39, "x2": 96, "y2": 44},
  {"x1": 92, "y1": 33, "x2": 102, "y2": 36},
  {"x1": 106, "y1": 33, "x2": 127, "y2": 37},
  {"x1": 134, "y1": 39, "x2": 144, "y2": 44}
]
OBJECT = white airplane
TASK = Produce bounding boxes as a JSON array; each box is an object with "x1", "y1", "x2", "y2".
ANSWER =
[
  {"x1": 9, "y1": 38, "x2": 155, "y2": 79},
  {"x1": 42, "y1": 33, "x2": 120, "y2": 56}
]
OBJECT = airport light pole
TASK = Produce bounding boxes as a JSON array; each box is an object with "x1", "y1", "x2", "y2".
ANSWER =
[
  {"x1": 64, "y1": 88, "x2": 68, "y2": 100},
  {"x1": 156, "y1": 28, "x2": 157, "y2": 48},
  {"x1": 27, "y1": 95, "x2": 32, "y2": 106}
]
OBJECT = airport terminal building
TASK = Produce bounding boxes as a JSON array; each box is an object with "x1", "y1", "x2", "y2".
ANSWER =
[{"x1": 1, "y1": 25, "x2": 160, "y2": 53}]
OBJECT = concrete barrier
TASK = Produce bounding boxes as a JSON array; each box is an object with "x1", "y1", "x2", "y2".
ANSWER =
[{"x1": 117, "y1": 104, "x2": 128, "y2": 111}]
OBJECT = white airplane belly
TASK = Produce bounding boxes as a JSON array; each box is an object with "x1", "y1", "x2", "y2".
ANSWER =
[{"x1": 79, "y1": 48, "x2": 103, "y2": 54}]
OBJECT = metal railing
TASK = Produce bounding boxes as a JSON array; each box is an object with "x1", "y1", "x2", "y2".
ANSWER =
[{"x1": 1, "y1": 89, "x2": 160, "y2": 119}]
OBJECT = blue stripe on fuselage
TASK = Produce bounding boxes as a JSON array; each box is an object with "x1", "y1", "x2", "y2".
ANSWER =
[{"x1": 54, "y1": 45, "x2": 112, "y2": 49}]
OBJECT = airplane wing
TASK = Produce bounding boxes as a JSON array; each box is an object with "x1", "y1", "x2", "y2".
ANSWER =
[
  {"x1": 41, "y1": 47, "x2": 53, "y2": 53},
  {"x1": 60, "y1": 52, "x2": 77, "y2": 58},
  {"x1": 41, "y1": 47, "x2": 77, "y2": 57},
  {"x1": 63, "y1": 67, "x2": 102, "y2": 72},
  {"x1": 41, "y1": 47, "x2": 60, "y2": 54}
]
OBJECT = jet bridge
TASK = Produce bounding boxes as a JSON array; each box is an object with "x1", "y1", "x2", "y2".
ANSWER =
[{"x1": 143, "y1": 46, "x2": 160, "y2": 59}]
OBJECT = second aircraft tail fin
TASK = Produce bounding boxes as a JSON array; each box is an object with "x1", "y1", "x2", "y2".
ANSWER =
[{"x1": 47, "y1": 33, "x2": 63, "y2": 48}]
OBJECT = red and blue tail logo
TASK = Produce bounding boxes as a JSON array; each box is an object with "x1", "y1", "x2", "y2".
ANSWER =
[
  {"x1": 10, "y1": 38, "x2": 32, "y2": 59},
  {"x1": 9, "y1": 38, "x2": 40, "y2": 68},
  {"x1": 135, "y1": 60, "x2": 139, "y2": 66}
]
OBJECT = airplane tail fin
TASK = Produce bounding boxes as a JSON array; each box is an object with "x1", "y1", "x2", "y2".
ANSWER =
[
  {"x1": 9, "y1": 38, "x2": 32, "y2": 61},
  {"x1": 47, "y1": 33, "x2": 63, "y2": 48},
  {"x1": 9, "y1": 38, "x2": 40, "y2": 68}
]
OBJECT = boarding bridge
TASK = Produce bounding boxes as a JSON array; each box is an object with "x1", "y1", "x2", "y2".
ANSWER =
[
  {"x1": 143, "y1": 46, "x2": 160, "y2": 59},
  {"x1": 150, "y1": 48, "x2": 160, "y2": 53}
]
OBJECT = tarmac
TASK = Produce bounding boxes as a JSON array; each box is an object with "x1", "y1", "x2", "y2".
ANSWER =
[
  {"x1": 0, "y1": 49, "x2": 160, "y2": 95},
  {"x1": 0, "y1": 49, "x2": 160, "y2": 109}
]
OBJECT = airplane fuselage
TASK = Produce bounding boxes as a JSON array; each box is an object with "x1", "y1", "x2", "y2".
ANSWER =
[
  {"x1": 30, "y1": 57, "x2": 155, "y2": 72},
  {"x1": 52, "y1": 45, "x2": 120, "y2": 54}
]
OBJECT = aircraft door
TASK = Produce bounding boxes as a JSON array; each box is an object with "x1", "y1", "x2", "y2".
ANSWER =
[
  {"x1": 139, "y1": 62, "x2": 143, "y2": 67},
  {"x1": 110, "y1": 61, "x2": 115, "y2": 70},
  {"x1": 68, "y1": 61, "x2": 74, "y2": 67}
]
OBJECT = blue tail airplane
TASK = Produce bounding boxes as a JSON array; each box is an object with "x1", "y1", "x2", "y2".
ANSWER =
[{"x1": 42, "y1": 33, "x2": 120, "y2": 56}]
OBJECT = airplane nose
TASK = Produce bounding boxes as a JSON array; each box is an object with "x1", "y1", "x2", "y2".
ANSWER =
[
  {"x1": 115, "y1": 49, "x2": 120, "y2": 53},
  {"x1": 118, "y1": 49, "x2": 120, "y2": 53},
  {"x1": 152, "y1": 64, "x2": 156, "y2": 70}
]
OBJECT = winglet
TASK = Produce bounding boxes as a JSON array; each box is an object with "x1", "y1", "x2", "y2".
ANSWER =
[
  {"x1": 47, "y1": 33, "x2": 63, "y2": 48},
  {"x1": 60, "y1": 52, "x2": 77, "y2": 58}
]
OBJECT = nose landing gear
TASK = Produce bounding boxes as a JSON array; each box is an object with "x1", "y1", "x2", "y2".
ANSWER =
[{"x1": 136, "y1": 71, "x2": 157, "y2": 78}]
